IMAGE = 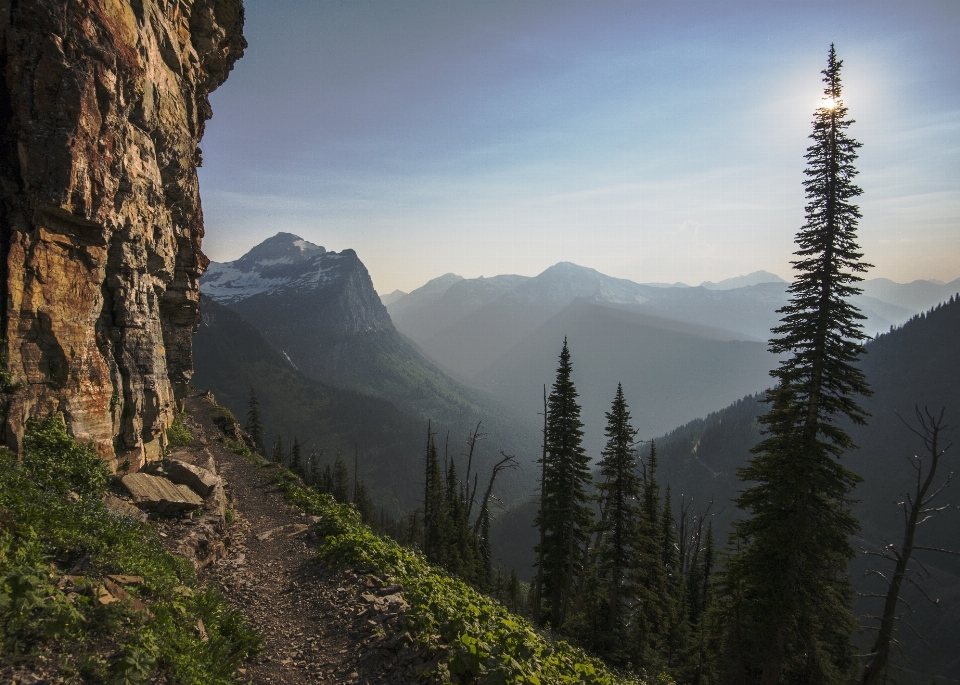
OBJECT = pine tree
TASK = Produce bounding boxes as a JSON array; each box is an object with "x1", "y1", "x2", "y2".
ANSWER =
[
  {"x1": 271, "y1": 435, "x2": 284, "y2": 465},
  {"x1": 245, "y1": 387, "x2": 264, "y2": 453},
  {"x1": 332, "y1": 452, "x2": 351, "y2": 504},
  {"x1": 690, "y1": 522, "x2": 717, "y2": 685},
  {"x1": 631, "y1": 440, "x2": 669, "y2": 673},
  {"x1": 593, "y1": 383, "x2": 641, "y2": 654},
  {"x1": 534, "y1": 338, "x2": 593, "y2": 628},
  {"x1": 422, "y1": 434, "x2": 448, "y2": 564},
  {"x1": 290, "y1": 436, "x2": 302, "y2": 475},
  {"x1": 322, "y1": 463, "x2": 334, "y2": 494},
  {"x1": 506, "y1": 570, "x2": 524, "y2": 614},
  {"x1": 476, "y1": 504, "x2": 492, "y2": 590},
  {"x1": 722, "y1": 45, "x2": 871, "y2": 685},
  {"x1": 309, "y1": 450, "x2": 321, "y2": 486},
  {"x1": 354, "y1": 478, "x2": 375, "y2": 524}
]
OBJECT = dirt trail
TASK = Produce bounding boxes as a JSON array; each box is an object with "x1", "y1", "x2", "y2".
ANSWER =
[{"x1": 182, "y1": 395, "x2": 429, "y2": 684}]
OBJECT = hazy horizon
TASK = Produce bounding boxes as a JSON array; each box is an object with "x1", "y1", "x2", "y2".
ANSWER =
[{"x1": 198, "y1": 1, "x2": 960, "y2": 294}]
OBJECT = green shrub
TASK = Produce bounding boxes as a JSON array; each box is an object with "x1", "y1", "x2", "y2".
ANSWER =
[
  {"x1": 274, "y1": 476, "x2": 641, "y2": 684},
  {"x1": 166, "y1": 413, "x2": 194, "y2": 449},
  {"x1": 210, "y1": 405, "x2": 238, "y2": 424},
  {"x1": 0, "y1": 415, "x2": 260, "y2": 682}
]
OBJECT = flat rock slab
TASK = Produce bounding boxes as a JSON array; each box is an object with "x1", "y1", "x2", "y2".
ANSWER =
[
  {"x1": 121, "y1": 473, "x2": 203, "y2": 513},
  {"x1": 104, "y1": 494, "x2": 149, "y2": 522},
  {"x1": 164, "y1": 459, "x2": 220, "y2": 497}
]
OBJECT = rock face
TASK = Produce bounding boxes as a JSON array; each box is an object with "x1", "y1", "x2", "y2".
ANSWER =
[
  {"x1": 202, "y1": 233, "x2": 393, "y2": 337},
  {"x1": 200, "y1": 233, "x2": 407, "y2": 390},
  {"x1": 0, "y1": 0, "x2": 245, "y2": 469}
]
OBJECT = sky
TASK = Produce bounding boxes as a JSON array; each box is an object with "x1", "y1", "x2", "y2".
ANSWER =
[{"x1": 198, "y1": 0, "x2": 960, "y2": 295}]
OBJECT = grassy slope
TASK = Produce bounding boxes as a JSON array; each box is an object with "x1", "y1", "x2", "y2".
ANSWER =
[{"x1": 0, "y1": 417, "x2": 260, "y2": 683}]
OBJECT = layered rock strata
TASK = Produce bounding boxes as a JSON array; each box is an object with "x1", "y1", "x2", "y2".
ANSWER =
[{"x1": 0, "y1": 0, "x2": 244, "y2": 469}]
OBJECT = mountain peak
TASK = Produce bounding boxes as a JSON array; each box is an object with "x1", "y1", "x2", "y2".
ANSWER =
[
  {"x1": 202, "y1": 233, "x2": 339, "y2": 304},
  {"x1": 234, "y1": 232, "x2": 325, "y2": 269},
  {"x1": 380, "y1": 289, "x2": 408, "y2": 306}
]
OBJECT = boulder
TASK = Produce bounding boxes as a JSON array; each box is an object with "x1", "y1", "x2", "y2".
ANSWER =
[
  {"x1": 121, "y1": 473, "x2": 203, "y2": 514},
  {"x1": 164, "y1": 460, "x2": 220, "y2": 497},
  {"x1": 104, "y1": 494, "x2": 149, "y2": 522}
]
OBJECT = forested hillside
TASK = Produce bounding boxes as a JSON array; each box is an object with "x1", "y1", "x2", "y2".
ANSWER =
[
  {"x1": 654, "y1": 296, "x2": 960, "y2": 678},
  {"x1": 193, "y1": 297, "x2": 426, "y2": 512},
  {"x1": 193, "y1": 296, "x2": 535, "y2": 512}
]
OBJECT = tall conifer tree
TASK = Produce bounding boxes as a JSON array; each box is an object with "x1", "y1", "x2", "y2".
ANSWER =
[
  {"x1": 722, "y1": 45, "x2": 871, "y2": 685},
  {"x1": 332, "y1": 452, "x2": 351, "y2": 504},
  {"x1": 632, "y1": 440, "x2": 668, "y2": 673},
  {"x1": 594, "y1": 384, "x2": 641, "y2": 649},
  {"x1": 534, "y1": 338, "x2": 593, "y2": 628},
  {"x1": 245, "y1": 387, "x2": 264, "y2": 453},
  {"x1": 422, "y1": 434, "x2": 448, "y2": 564}
]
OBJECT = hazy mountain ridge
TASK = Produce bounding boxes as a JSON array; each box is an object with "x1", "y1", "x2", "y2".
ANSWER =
[
  {"x1": 379, "y1": 289, "x2": 408, "y2": 306},
  {"x1": 389, "y1": 273, "x2": 531, "y2": 342},
  {"x1": 479, "y1": 299, "x2": 776, "y2": 454},
  {"x1": 389, "y1": 265, "x2": 957, "y2": 384},
  {"x1": 198, "y1": 234, "x2": 542, "y2": 505},
  {"x1": 698, "y1": 270, "x2": 786, "y2": 290}
]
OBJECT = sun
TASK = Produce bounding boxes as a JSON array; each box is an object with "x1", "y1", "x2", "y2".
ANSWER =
[{"x1": 821, "y1": 96, "x2": 837, "y2": 110}]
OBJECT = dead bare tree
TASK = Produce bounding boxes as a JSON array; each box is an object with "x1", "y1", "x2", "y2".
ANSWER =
[
  {"x1": 861, "y1": 406, "x2": 956, "y2": 685},
  {"x1": 472, "y1": 450, "x2": 518, "y2": 537},
  {"x1": 677, "y1": 494, "x2": 714, "y2": 577},
  {"x1": 463, "y1": 421, "x2": 485, "y2": 519}
]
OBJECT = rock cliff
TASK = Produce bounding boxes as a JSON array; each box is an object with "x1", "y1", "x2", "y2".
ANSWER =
[{"x1": 0, "y1": 0, "x2": 244, "y2": 469}]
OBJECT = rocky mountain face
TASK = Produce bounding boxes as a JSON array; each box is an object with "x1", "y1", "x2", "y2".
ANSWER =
[
  {"x1": 201, "y1": 234, "x2": 394, "y2": 383},
  {"x1": 0, "y1": 0, "x2": 245, "y2": 469},
  {"x1": 192, "y1": 296, "x2": 430, "y2": 511}
]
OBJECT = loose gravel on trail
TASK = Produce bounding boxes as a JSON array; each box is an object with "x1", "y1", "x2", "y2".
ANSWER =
[{"x1": 184, "y1": 397, "x2": 440, "y2": 685}]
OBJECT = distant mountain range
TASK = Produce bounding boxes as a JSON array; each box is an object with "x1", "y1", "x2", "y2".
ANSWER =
[
  {"x1": 197, "y1": 233, "x2": 542, "y2": 508},
  {"x1": 387, "y1": 267, "x2": 958, "y2": 353},
  {"x1": 384, "y1": 265, "x2": 957, "y2": 452},
  {"x1": 698, "y1": 270, "x2": 786, "y2": 290}
]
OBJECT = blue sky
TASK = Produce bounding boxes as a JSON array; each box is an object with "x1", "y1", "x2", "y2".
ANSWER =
[{"x1": 199, "y1": 0, "x2": 960, "y2": 294}]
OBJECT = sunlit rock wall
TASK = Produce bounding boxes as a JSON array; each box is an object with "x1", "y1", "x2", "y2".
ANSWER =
[{"x1": 0, "y1": 0, "x2": 244, "y2": 469}]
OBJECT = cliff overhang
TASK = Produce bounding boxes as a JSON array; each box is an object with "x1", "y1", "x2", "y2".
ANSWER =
[{"x1": 0, "y1": 0, "x2": 245, "y2": 470}]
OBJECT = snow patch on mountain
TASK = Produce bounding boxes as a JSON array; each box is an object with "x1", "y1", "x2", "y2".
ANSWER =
[
  {"x1": 201, "y1": 233, "x2": 347, "y2": 304},
  {"x1": 202, "y1": 264, "x2": 290, "y2": 302}
]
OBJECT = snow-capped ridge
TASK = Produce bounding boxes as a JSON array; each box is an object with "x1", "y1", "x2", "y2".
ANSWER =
[{"x1": 201, "y1": 232, "x2": 349, "y2": 304}]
